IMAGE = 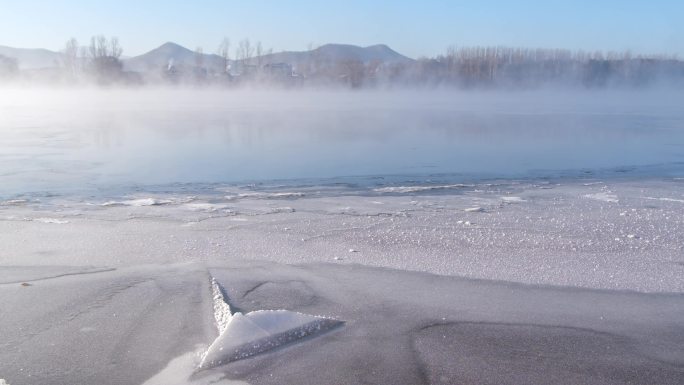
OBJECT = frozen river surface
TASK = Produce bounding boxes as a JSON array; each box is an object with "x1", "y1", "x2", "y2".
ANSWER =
[{"x1": 0, "y1": 89, "x2": 683, "y2": 384}]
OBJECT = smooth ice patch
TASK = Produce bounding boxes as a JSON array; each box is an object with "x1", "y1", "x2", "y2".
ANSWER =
[
  {"x1": 224, "y1": 192, "x2": 305, "y2": 200},
  {"x1": 199, "y1": 278, "x2": 342, "y2": 369},
  {"x1": 142, "y1": 350, "x2": 249, "y2": 385},
  {"x1": 374, "y1": 184, "x2": 472, "y2": 193}
]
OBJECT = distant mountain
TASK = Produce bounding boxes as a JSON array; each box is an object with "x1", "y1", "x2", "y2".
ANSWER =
[
  {"x1": 0, "y1": 42, "x2": 415, "y2": 73},
  {"x1": 262, "y1": 44, "x2": 414, "y2": 68},
  {"x1": 123, "y1": 42, "x2": 414, "y2": 73},
  {"x1": 0, "y1": 45, "x2": 63, "y2": 70},
  {"x1": 123, "y1": 42, "x2": 225, "y2": 72}
]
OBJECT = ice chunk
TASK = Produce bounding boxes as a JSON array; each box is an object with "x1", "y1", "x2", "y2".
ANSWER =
[
  {"x1": 200, "y1": 310, "x2": 341, "y2": 369},
  {"x1": 33, "y1": 217, "x2": 70, "y2": 224},
  {"x1": 464, "y1": 207, "x2": 484, "y2": 213},
  {"x1": 210, "y1": 278, "x2": 232, "y2": 334},
  {"x1": 199, "y1": 278, "x2": 343, "y2": 369},
  {"x1": 501, "y1": 196, "x2": 526, "y2": 203},
  {"x1": 101, "y1": 198, "x2": 173, "y2": 207},
  {"x1": 0, "y1": 199, "x2": 28, "y2": 206}
]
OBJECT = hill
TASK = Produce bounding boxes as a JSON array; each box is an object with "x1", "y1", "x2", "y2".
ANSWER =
[
  {"x1": 262, "y1": 43, "x2": 414, "y2": 68},
  {"x1": 123, "y1": 42, "x2": 225, "y2": 72},
  {"x1": 0, "y1": 46, "x2": 63, "y2": 70}
]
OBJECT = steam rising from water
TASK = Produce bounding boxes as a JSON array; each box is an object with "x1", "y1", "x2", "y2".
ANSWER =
[{"x1": 1, "y1": 88, "x2": 683, "y2": 198}]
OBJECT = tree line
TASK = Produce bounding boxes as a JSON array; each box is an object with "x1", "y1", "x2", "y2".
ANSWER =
[
  {"x1": 1, "y1": 36, "x2": 682, "y2": 89},
  {"x1": 403, "y1": 46, "x2": 684, "y2": 88}
]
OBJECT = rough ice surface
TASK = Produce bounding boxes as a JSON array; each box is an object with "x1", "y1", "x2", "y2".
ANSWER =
[
  {"x1": 201, "y1": 310, "x2": 342, "y2": 369},
  {"x1": 200, "y1": 278, "x2": 342, "y2": 369},
  {"x1": 2, "y1": 179, "x2": 683, "y2": 293},
  {"x1": 210, "y1": 278, "x2": 232, "y2": 334}
]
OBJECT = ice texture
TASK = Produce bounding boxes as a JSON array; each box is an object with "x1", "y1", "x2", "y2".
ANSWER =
[
  {"x1": 200, "y1": 278, "x2": 342, "y2": 369},
  {"x1": 200, "y1": 310, "x2": 342, "y2": 369},
  {"x1": 2, "y1": 179, "x2": 682, "y2": 292}
]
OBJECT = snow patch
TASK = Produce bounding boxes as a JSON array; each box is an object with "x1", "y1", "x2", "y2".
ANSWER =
[
  {"x1": 501, "y1": 196, "x2": 526, "y2": 203},
  {"x1": 464, "y1": 207, "x2": 484, "y2": 213},
  {"x1": 33, "y1": 217, "x2": 70, "y2": 224},
  {"x1": 584, "y1": 192, "x2": 619, "y2": 203},
  {"x1": 102, "y1": 198, "x2": 173, "y2": 207},
  {"x1": 184, "y1": 203, "x2": 231, "y2": 213}
]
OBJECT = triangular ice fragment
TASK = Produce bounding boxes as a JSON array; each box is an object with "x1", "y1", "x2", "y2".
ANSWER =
[
  {"x1": 200, "y1": 310, "x2": 341, "y2": 368},
  {"x1": 199, "y1": 278, "x2": 343, "y2": 369}
]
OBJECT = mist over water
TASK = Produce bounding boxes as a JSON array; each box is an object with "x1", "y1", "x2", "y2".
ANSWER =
[{"x1": 1, "y1": 88, "x2": 683, "y2": 198}]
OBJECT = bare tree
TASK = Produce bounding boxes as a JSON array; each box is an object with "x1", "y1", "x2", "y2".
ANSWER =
[
  {"x1": 63, "y1": 38, "x2": 79, "y2": 78},
  {"x1": 255, "y1": 41, "x2": 263, "y2": 69},
  {"x1": 236, "y1": 39, "x2": 254, "y2": 71},
  {"x1": 217, "y1": 37, "x2": 230, "y2": 73},
  {"x1": 195, "y1": 46, "x2": 204, "y2": 69},
  {"x1": 86, "y1": 35, "x2": 124, "y2": 82},
  {"x1": 110, "y1": 37, "x2": 123, "y2": 59}
]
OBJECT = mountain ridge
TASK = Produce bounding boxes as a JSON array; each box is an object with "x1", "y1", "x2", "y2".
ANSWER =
[{"x1": 0, "y1": 42, "x2": 414, "y2": 71}]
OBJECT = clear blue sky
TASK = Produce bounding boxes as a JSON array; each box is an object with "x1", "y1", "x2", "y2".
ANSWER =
[{"x1": 1, "y1": 0, "x2": 682, "y2": 58}]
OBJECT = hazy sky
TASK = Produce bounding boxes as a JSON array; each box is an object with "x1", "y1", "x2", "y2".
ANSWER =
[{"x1": 1, "y1": 0, "x2": 683, "y2": 58}]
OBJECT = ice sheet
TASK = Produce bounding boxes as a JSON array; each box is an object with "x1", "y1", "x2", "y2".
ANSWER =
[{"x1": 2, "y1": 262, "x2": 681, "y2": 385}]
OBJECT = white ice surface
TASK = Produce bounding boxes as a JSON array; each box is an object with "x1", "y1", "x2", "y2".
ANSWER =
[{"x1": 1, "y1": 179, "x2": 683, "y2": 293}]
